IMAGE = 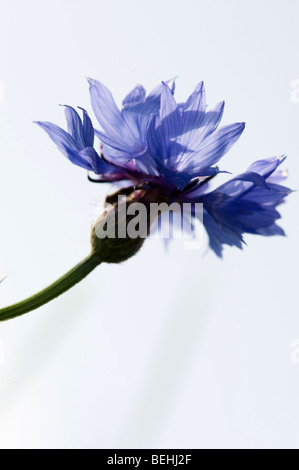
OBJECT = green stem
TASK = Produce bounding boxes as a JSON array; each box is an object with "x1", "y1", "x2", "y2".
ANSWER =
[{"x1": 0, "y1": 252, "x2": 101, "y2": 322}]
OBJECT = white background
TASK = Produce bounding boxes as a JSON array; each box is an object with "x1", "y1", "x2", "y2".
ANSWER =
[{"x1": 0, "y1": 0, "x2": 298, "y2": 449}]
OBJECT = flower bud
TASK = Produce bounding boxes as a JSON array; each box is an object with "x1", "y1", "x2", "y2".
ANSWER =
[{"x1": 90, "y1": 190, "x2": 151, "y2": 263}]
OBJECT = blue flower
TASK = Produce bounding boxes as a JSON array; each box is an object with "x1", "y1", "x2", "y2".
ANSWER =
[
  {"x1": 37, "y1": 79, "x2": 291, "y2": 257},
  {"x1": 195, "y1": 156, "x2": 292, "y2": 257}
]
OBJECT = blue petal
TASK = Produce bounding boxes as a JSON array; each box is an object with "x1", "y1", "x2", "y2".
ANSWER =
[
  {"x1": 203, "y1": 209, "x2": 244, "y2": 257},
  {"x1": 244, "y1": 184, "x2": 291, "y2": 205},
  {"x1": 147, "y1": 115, "x2": 168, "y2": 161},
  {"x1": 256, "y1": 224, "x2": 285, "y2": 236},
  {"x1": 62, "y1": 105, "x2": 85, "y2": 148},
  {"x1": 181, "y1": 122, "x2": 245, "y2": 174},
  {"x1": 95, "y1": 128, "x2": 134, "y2": 155},
  {"x1": 35, "y1": 121, "x2": 79, "y2": 154},
  {"x1": 268, "y1": 168, "x2": 289, "y2": 184},
  {"x1": 122, "y1": 84, "x2": 146, "y2": 109},
  {"x1": 203, "y1": 193, "x2": 281, "y2": 235},
  {"x1": 226, "y1": 202, "x2": 282, "y2": 233},
  {"x1": 231, "y1": 172, "x2": 270, "y2": 188},
  {"x1": 186, "y1": 101, "x2": 225, "y2": 145},
  {"x1": 78, "y1": 107, "x2": 94, "y2": 147},
  {"x1": 62, "y1": 145, "x2": 124, "y2": 176},
  {"x1": 133, "y1": 152, "x2": 160, "y2": 176},
  {"x1": 174, "y1": 101, "x2": 225, "y2": 166},
  {"x1": 78, "y1": 147, "x2": 110, "y2": 174},
  {"x1": 144, "y1": 78, "x2": 176, "y2": 114},
  {"x1": 95, "y1": 125, "x2": 147, "y2": 163},
  {"x1": 88, "y1": 78, "x2": 125, "y2": 139},
  {"x1": 122, "y1": 109, "x2": 148, "y2": 143},
  {"x1": 216, "y1": 171, "x2": 270, "y2": 195},
  {"x1": 214, "y1": 158, "x2": 291, "y2": 200},
  {"x1": 159, "y1": 82, "x2": 182, "y2": 140},
  {"x1": 182, "y1": 81, "x2": 206, "y2": 134},
  {"x1": 61, "y1": 145, "x2": 96, "y2": 171},
  {"x1": 158, "y1": 164, "x2": 195, "y2": 191},
  {"x1": 247, "y1": 155, "x2": 287, "y2": 179},
  {"x1": 127, "y1": 79, "x2": 176, "y2": 116}
]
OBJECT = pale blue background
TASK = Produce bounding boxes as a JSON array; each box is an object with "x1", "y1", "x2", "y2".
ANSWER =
[{"x1": 0, "y1": 0, "x2": 298, "y2": 449}]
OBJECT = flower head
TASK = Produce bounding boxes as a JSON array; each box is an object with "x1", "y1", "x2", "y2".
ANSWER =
[
  {"x1": 37, "y1": 79, "x2": 291, "y2": 257},
  {"x1": 185, "y1": 156, "x2": 291, "y2": 257}
]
